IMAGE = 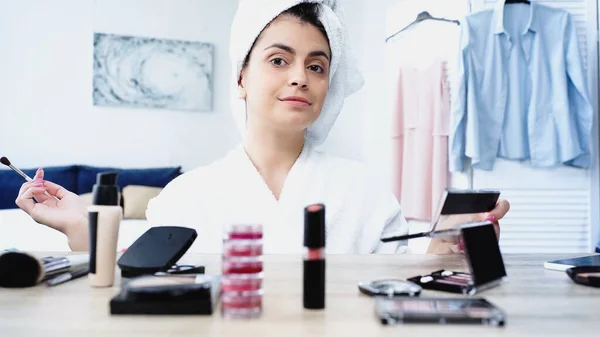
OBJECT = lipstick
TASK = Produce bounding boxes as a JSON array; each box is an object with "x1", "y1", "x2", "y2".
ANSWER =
[{"x1": 303, "y1": 203, "x2": 326, "y2": 310}]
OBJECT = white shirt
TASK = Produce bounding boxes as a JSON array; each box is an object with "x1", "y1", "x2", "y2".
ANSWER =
[{"x1": 146, "y1": 143, "x2": 408, "y2": 254}]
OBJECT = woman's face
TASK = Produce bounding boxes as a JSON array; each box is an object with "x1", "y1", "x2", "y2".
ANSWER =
[{"x1": 239, "y1": 14, "x2": 331, "y2": 134}]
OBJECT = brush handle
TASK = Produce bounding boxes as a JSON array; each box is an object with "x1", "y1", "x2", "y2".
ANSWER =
[
  {"x1": 380, "y1": 231, "x2": 429, "y2": 242},
  {"x1": 9, "y1": 165, "x2": 60, "y2": 201},
  {"x1": 9, "y1": 164, "x2": 32, "y2": 181},
  {"x1": 428, "y1": 228, "x2": 460, "y2": 238},
  {"x1": 381, "y1": 228, "x2": 460, "y2": 242}
]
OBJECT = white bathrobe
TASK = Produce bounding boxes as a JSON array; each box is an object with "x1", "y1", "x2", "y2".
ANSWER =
[{"x1": 146, "y1": 143, "x2": 408, "y2": 254}]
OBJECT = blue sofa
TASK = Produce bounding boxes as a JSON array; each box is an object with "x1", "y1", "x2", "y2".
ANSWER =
[{"x1": 0, "y1": 165, "x2": 181, "y2": 210}]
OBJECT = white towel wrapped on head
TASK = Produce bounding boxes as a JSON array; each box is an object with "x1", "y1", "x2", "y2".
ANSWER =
[{"x1": 229, "y1": 0, "x2": 365, "y2": 146}]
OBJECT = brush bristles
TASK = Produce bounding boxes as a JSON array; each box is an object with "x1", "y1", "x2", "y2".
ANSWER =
[{"x1": 0, "y1": 157, "x2": 11, "y2": 166}]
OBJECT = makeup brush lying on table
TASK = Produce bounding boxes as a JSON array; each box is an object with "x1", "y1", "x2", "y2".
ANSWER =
[{"x1": 1, "y1": 156, "x2": 60, "y2": 200}]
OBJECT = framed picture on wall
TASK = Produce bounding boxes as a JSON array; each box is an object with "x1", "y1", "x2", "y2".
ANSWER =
[{"x1": 93, "y1": 33, "x2": 214, "y2": 112}]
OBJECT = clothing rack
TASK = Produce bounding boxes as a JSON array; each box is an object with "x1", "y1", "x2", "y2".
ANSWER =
[{"x1": 385, "y1": 11, "x2": 459, "y2": 43}]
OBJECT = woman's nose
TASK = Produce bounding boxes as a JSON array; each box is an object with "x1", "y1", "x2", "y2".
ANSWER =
[{"x1": 289, "y1": 66, "x2": 308, "y2": 89}]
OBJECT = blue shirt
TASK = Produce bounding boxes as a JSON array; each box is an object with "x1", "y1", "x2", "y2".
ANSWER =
[{"x1": 450, "y1": 1, "x2": 593, "y2": 172}]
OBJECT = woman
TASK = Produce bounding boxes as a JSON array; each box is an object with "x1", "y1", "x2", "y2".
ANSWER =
[{"x1": 15, "y1": 0, "x2": 509, "y2": 254}]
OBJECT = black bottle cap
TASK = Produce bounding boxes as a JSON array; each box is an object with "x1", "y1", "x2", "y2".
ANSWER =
[
  {"x1": 92, "y1": 172, "x2": 119, "y2": 206},
  {"x1": 304, "y1": 204, "x2": 325, "y2": 248}
]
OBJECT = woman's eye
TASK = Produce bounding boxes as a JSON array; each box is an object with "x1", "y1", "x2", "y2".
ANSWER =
[
  {"x1": 270, "y1": 58, "x2": 287, "y2": 66},
  {"x1": 309, "y1": 65, "x2": 324, "y2": 73}
]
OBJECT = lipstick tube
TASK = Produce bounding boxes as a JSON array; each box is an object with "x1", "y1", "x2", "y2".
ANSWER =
[{"x1": 303, "y1": 203, "x2": 326, "y2": 310}]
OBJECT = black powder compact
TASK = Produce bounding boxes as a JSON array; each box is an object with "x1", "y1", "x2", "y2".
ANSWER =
[{"x1": 566, "y1": 266, "x2": 600, "y2": 288}]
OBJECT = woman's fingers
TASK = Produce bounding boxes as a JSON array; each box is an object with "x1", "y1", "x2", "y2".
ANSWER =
[
  {"x1": 17, "y1": 168, "x2": 48, "y2": 202},
  {"x1": 16, "y1": 186, "x2": 47, "y2": 213},
  {"x1": 449, "y1": 244, "x2": 462, "y2": 254},
  {"x1": 480, "y1": 199, "x2": 508, "y2": 242},
  {"x1": 40, "y1": 190, "x2": 59, "y2": 207},
  {"x1": 33, "y1": 168, "x2": 44, "y2": 181},
  {"x1": 485, "y1": 199, "x2": 510, "y2": 222},
  {"x1": 493, "y1": 222, "x2": 500, "y2": 240},
  {"x1": 43, "y1": 180, "x2": 70, "y2": 199}
]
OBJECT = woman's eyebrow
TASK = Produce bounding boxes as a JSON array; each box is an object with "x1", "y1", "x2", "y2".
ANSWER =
[
  {"x1": 264, "y1": 43, "x2": 330, "y2": 61},
  {"x1": 308, "y1": 50, "x2": 330, "y2": 61}
]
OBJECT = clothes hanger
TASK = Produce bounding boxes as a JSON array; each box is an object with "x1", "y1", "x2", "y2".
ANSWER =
[
  {"x1": 385, "y1": 11, "x2": 460, "y2": 43},
  {"x1": 504, "y1": 0, "x2": 531, "y2": 4}
]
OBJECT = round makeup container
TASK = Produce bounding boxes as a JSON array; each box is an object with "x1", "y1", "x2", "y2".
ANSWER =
[
  {"x1": 221, "y1": 224, "x2": 264, "y2": 318},
  {"x1": 220, "y1": 290, "x2": 263, "y2": 318}
]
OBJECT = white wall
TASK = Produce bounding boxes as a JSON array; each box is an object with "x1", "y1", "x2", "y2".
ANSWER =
[{"x1": 0, "y1": 0, "x2": 386, "y2": 172}]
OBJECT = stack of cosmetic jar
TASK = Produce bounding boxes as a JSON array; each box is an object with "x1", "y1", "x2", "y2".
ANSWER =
[{"x1": 221, "y1": 224, "x2": 263, "y2": 318}]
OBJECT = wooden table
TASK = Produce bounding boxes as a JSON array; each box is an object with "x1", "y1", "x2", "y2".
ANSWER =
[{"x1": 1, "y1": 253, "x2": 599, "y2": 336}]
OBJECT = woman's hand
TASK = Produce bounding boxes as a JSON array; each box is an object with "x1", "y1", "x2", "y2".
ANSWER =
[
  {"x1": 426, "y1": 199, "x2": 510, "y2": 254},
  {"x1": 15, "y1": 168, "x2": 89, "y2": 251}
]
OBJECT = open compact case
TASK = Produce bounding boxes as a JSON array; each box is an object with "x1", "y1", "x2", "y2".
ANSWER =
[
  {"x1": 117, "y1": 226, "x2": 201, "y2": 279},
  {"x1": 408, "y1": 221, "x2": 508, "y2": 295}
]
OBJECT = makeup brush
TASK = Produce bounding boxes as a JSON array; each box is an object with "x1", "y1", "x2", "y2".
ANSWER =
[
  {"x1": 1, "y1": 156, "x2": 59, "y2": 200},
  {"x1": 380, "y1": 228, "x2": 460, "y2": 242},
  {"x1": 1, "y1": 156, "x2": 34, "y2": 181}
]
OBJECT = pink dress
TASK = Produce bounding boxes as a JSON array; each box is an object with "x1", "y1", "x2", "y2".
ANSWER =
[{"x1": 392, "y1": 61, "x2": 450, "y2": 221}]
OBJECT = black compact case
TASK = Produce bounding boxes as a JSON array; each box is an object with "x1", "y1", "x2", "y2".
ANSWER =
[
  {"x1": 408, "y1": 222, "x2": 507, "y2": 295},
  {"x1": 117, "y1": 226, "x2": 198, "y2": 278},
  {"x1": 110, "y1": 274, "x2": 220, "y2": 315},
  {"x1": 110, "y1": 226, "x2": 216, "y2": 315}
]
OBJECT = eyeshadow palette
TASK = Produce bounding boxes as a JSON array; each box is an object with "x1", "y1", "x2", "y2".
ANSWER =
[
  {"x1": 408, "y1": 270, "x2": 476, "y2": 294},
  {"x1": 375, "y1": 297, "x2": 506, "y2": 326},
  {"x1": 408, "y1": 222, "x2": 508, "y2": 295}
]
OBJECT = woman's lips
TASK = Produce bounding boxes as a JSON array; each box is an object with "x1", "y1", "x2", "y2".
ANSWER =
[{"x1": 279, "y1": 96, "x2": 311, "y2": 108}]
